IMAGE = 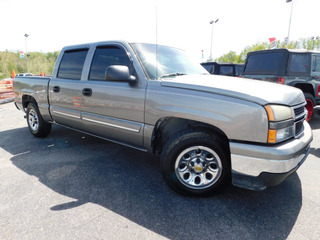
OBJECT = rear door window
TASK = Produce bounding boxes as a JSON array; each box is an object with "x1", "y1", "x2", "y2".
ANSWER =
[
  {"x1": 57, "y1": 49, "x2": 88, "y2": 80},
  {"x1": 244, "y1": 52, "x2": 284, "y2": 75}
]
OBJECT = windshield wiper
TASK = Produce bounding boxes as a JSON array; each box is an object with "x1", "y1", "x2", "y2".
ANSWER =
[{"x1": 160, "y1": 73, "x2": 187, "y2": 78}]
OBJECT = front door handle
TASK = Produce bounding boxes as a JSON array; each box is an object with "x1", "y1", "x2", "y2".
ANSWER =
[
  {"x1": 82, "y1": 88, "x2": 92, "y2": 97},
  {"x1": 53, "y1": 86, "x2": 60, "y2": 93}
]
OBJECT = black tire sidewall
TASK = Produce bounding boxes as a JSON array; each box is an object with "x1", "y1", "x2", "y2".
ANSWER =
[
  {"x1": 161, "y1": 130, "x2": 230, "y2": 196},
  {"x1": 26, "y1": 103, "x2": 40, "y2": 135},
  {"x1": 26, "y1": 103, "x2": 51, "y2": 137}
]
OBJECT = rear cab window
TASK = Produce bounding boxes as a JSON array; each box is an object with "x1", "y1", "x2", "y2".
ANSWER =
[
  {"x1": 202, "y1": 64, "x2": 215, "y2": 73},
  {"x1": 219, "y1": 65, "x2": 233, "y2": 76},
  {"x1": 235, "y1": 65, "x2": 244, "y2": 76},
  {"x1": 243, "y1": 51, "x2": 285, "y2": 75},
  {"x1": 201, "y1": 63, "x2": 216, "y2": 74},
  {"x1": 57, "y1": 49, "x2": 88, "y2": 80}
]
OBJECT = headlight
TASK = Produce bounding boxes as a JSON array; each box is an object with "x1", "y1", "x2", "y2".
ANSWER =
[
  {"x1": 264, "y1": 105, "x2": 293, "y2": 121},
  {"x1": 265, "y1": 105, "x2": 294, "y2": 143}
]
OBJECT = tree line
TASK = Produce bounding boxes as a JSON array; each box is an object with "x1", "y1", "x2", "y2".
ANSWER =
[
  {"x1": 215, "y1": 37, "x2": 320, "y2": 63},
  {"x1": 0, "y1": 37, "x2": 319, "y2": 79},
  {"x1": 0, "y1": 51, "x2": 59, "y2": 79}
]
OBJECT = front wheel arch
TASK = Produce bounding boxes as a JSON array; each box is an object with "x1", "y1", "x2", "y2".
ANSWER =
[{"x1": 152, "y1": 117, "x2": 230, "y2": 155}]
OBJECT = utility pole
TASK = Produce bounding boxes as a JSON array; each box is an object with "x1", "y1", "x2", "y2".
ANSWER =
[{"x1": 286, "y1": 0, "x2": 294, "y2": 49}]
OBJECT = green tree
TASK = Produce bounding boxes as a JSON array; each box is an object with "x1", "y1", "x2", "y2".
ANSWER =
[
  {"x1": 239, "y1": 42, "x2": 269, "y2": 62},
  {"x1": 0, "y1": 51, "x2": 59, "y2": 79},
  {"x1": 216, "y1": 51, "x2": 241, "y2": 63}
]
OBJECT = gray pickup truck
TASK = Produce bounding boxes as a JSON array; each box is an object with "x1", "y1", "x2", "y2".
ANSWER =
[{"x1": 14, "y1": 41, "x2": 313, "y2": 196}]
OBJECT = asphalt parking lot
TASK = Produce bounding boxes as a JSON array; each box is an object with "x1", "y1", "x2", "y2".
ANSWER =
[{"x1": 0, "y1": 102, "x2": 319, "y2": 240}]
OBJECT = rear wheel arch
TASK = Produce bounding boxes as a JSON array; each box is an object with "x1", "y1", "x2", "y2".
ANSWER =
[
  {"x1": 22, "y1": 95, "x2": 38, "y2": 110},
  {"x1": 293, "y1": 83, "x2": 314, "y2": 96}
]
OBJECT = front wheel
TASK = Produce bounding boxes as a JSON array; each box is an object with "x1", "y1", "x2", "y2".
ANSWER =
[
  {"x1": 26, "y1": 103, "x2": 51, "y2": 137},
  {"x1": 160, "y1": 130, "x2": 230, "y2": 196}
]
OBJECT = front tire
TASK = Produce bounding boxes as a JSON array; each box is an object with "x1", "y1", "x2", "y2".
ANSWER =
[
  {"x1": 26, "y1": 103, "x2": 51, "y2": 137},
  {"x1": 161, "y1": 130, "x2": 230, "y2": 196}
]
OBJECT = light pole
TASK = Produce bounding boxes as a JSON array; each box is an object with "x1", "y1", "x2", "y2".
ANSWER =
[
  {"x1": 311, "y1": 36, "x2": 319, "y2": 50},
  {"x1": 24, "y1": 33, "x2": 29, "y2": 73},
  {"x1": 286, "y1": 0, "x2": 294, "y2": 49},
  {"x1": 209, "y1": 19, "x2": 219, "y2": 61}
]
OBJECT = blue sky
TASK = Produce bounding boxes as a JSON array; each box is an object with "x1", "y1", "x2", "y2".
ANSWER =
[{"x1": 1, "y1": 0, "x2": 319, "y2": 61}]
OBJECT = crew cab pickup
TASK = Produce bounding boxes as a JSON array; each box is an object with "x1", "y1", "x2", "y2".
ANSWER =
[{"x1": 14, "y1": 41, "x2": 313, "y2": 196}]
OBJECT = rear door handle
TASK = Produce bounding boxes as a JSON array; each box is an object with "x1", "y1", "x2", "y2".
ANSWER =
[
  {"x1": 82, "y1": 88, "x2": 92, "y2": 97},
  {"x1": 53, "y1": 86, "x2": 60, "y2": 93}
]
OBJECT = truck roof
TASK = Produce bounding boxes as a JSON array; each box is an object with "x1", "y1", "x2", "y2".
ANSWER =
[
  {"x1": 60, "y1": 41, "x2": 179, "y2": 52},
  {"x1": 247, "y1": 48, "x2": 320, "y2": 56},
  {"x1": 60, "y1": 40, "x2": 132, "y2": 51}
]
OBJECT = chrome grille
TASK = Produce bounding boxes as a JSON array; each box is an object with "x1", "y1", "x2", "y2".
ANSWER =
[
  {"x1": 294, "y1": 106, "x2": 305, "y2": 118},
  {"x1": 295, "y1": 120, "x2": 304, "y2": 136},
  {"x1": 292, "y1": 104, "x2": 306, "y2": 137}
]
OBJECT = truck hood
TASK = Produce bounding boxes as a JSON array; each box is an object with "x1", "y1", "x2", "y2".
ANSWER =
[{"x1": 160, "y1": 75, "x2": 305, "y2": 106}]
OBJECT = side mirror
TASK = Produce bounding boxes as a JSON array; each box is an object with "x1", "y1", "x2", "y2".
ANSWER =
[{"x1": 105, "y1": 65, "x2": 136, "y2": 82}]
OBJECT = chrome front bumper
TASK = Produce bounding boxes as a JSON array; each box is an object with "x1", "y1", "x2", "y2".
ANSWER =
[{"x1": 230, "y1": 121, "x2": 313, "y2": 190}]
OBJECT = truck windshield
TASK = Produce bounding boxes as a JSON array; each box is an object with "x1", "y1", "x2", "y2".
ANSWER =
[{"x1": 131, "y1": 43, "x2": 208, "y2": 79}]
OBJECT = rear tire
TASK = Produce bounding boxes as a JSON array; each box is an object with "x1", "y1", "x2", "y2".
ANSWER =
[
  {"x1": 160, "y1": 129, "x2": 230, "y2": 196},
  {"x1": 26, "y1": 103, "x2": 51, "y2": 137},
  {"x1": 304, "y1": 93, "x2": 315, "y2": 121}
]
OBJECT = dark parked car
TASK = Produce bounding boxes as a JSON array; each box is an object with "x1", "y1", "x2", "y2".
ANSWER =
[
  {"x1": 201, "y1": 62, "x2": 244, "y2": 77},
  {"x1": 242, "y1": 49, "x2": 320, "y2": 121}
]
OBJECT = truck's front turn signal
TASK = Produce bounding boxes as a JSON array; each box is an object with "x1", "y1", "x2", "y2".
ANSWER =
[
  {"x1": 265, "y1": 105, "x2": 275, "y2": 121},
  {"x1": 268, "y1": 130, "x2": 277, "y2": 143}
]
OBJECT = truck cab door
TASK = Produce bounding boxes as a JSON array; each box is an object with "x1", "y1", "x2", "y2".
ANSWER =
[
  {"x1": 49, "y1": 48, "x2": 88, "y2": 129},
  {"x1": 81, "y1": 44, "x2": 146, "y2": 149}
]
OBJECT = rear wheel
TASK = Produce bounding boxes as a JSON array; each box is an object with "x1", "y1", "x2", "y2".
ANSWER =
[
  {"x1": 160, "y1": 129, "x2": 230, "y2": 196},
  {"x1": 304, "y1": 93, "x2": 315, "y2": 121},
  {"x1": 26, "y1": 103, "x2": 51, "y2": 137}
]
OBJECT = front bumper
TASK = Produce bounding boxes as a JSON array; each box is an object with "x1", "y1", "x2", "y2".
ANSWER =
[{"x1": 230, "y1": 121, "x2": 313, "y2": 190}]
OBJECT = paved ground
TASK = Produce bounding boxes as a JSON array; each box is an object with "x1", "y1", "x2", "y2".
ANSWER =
[{"x1": 0, "y1": 102, "x2": 319, "y2": 240}]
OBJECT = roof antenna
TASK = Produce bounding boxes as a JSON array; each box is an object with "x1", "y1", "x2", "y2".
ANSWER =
[{"x1": 156, "y1": 6, "x2": 158, "y2": 79}]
